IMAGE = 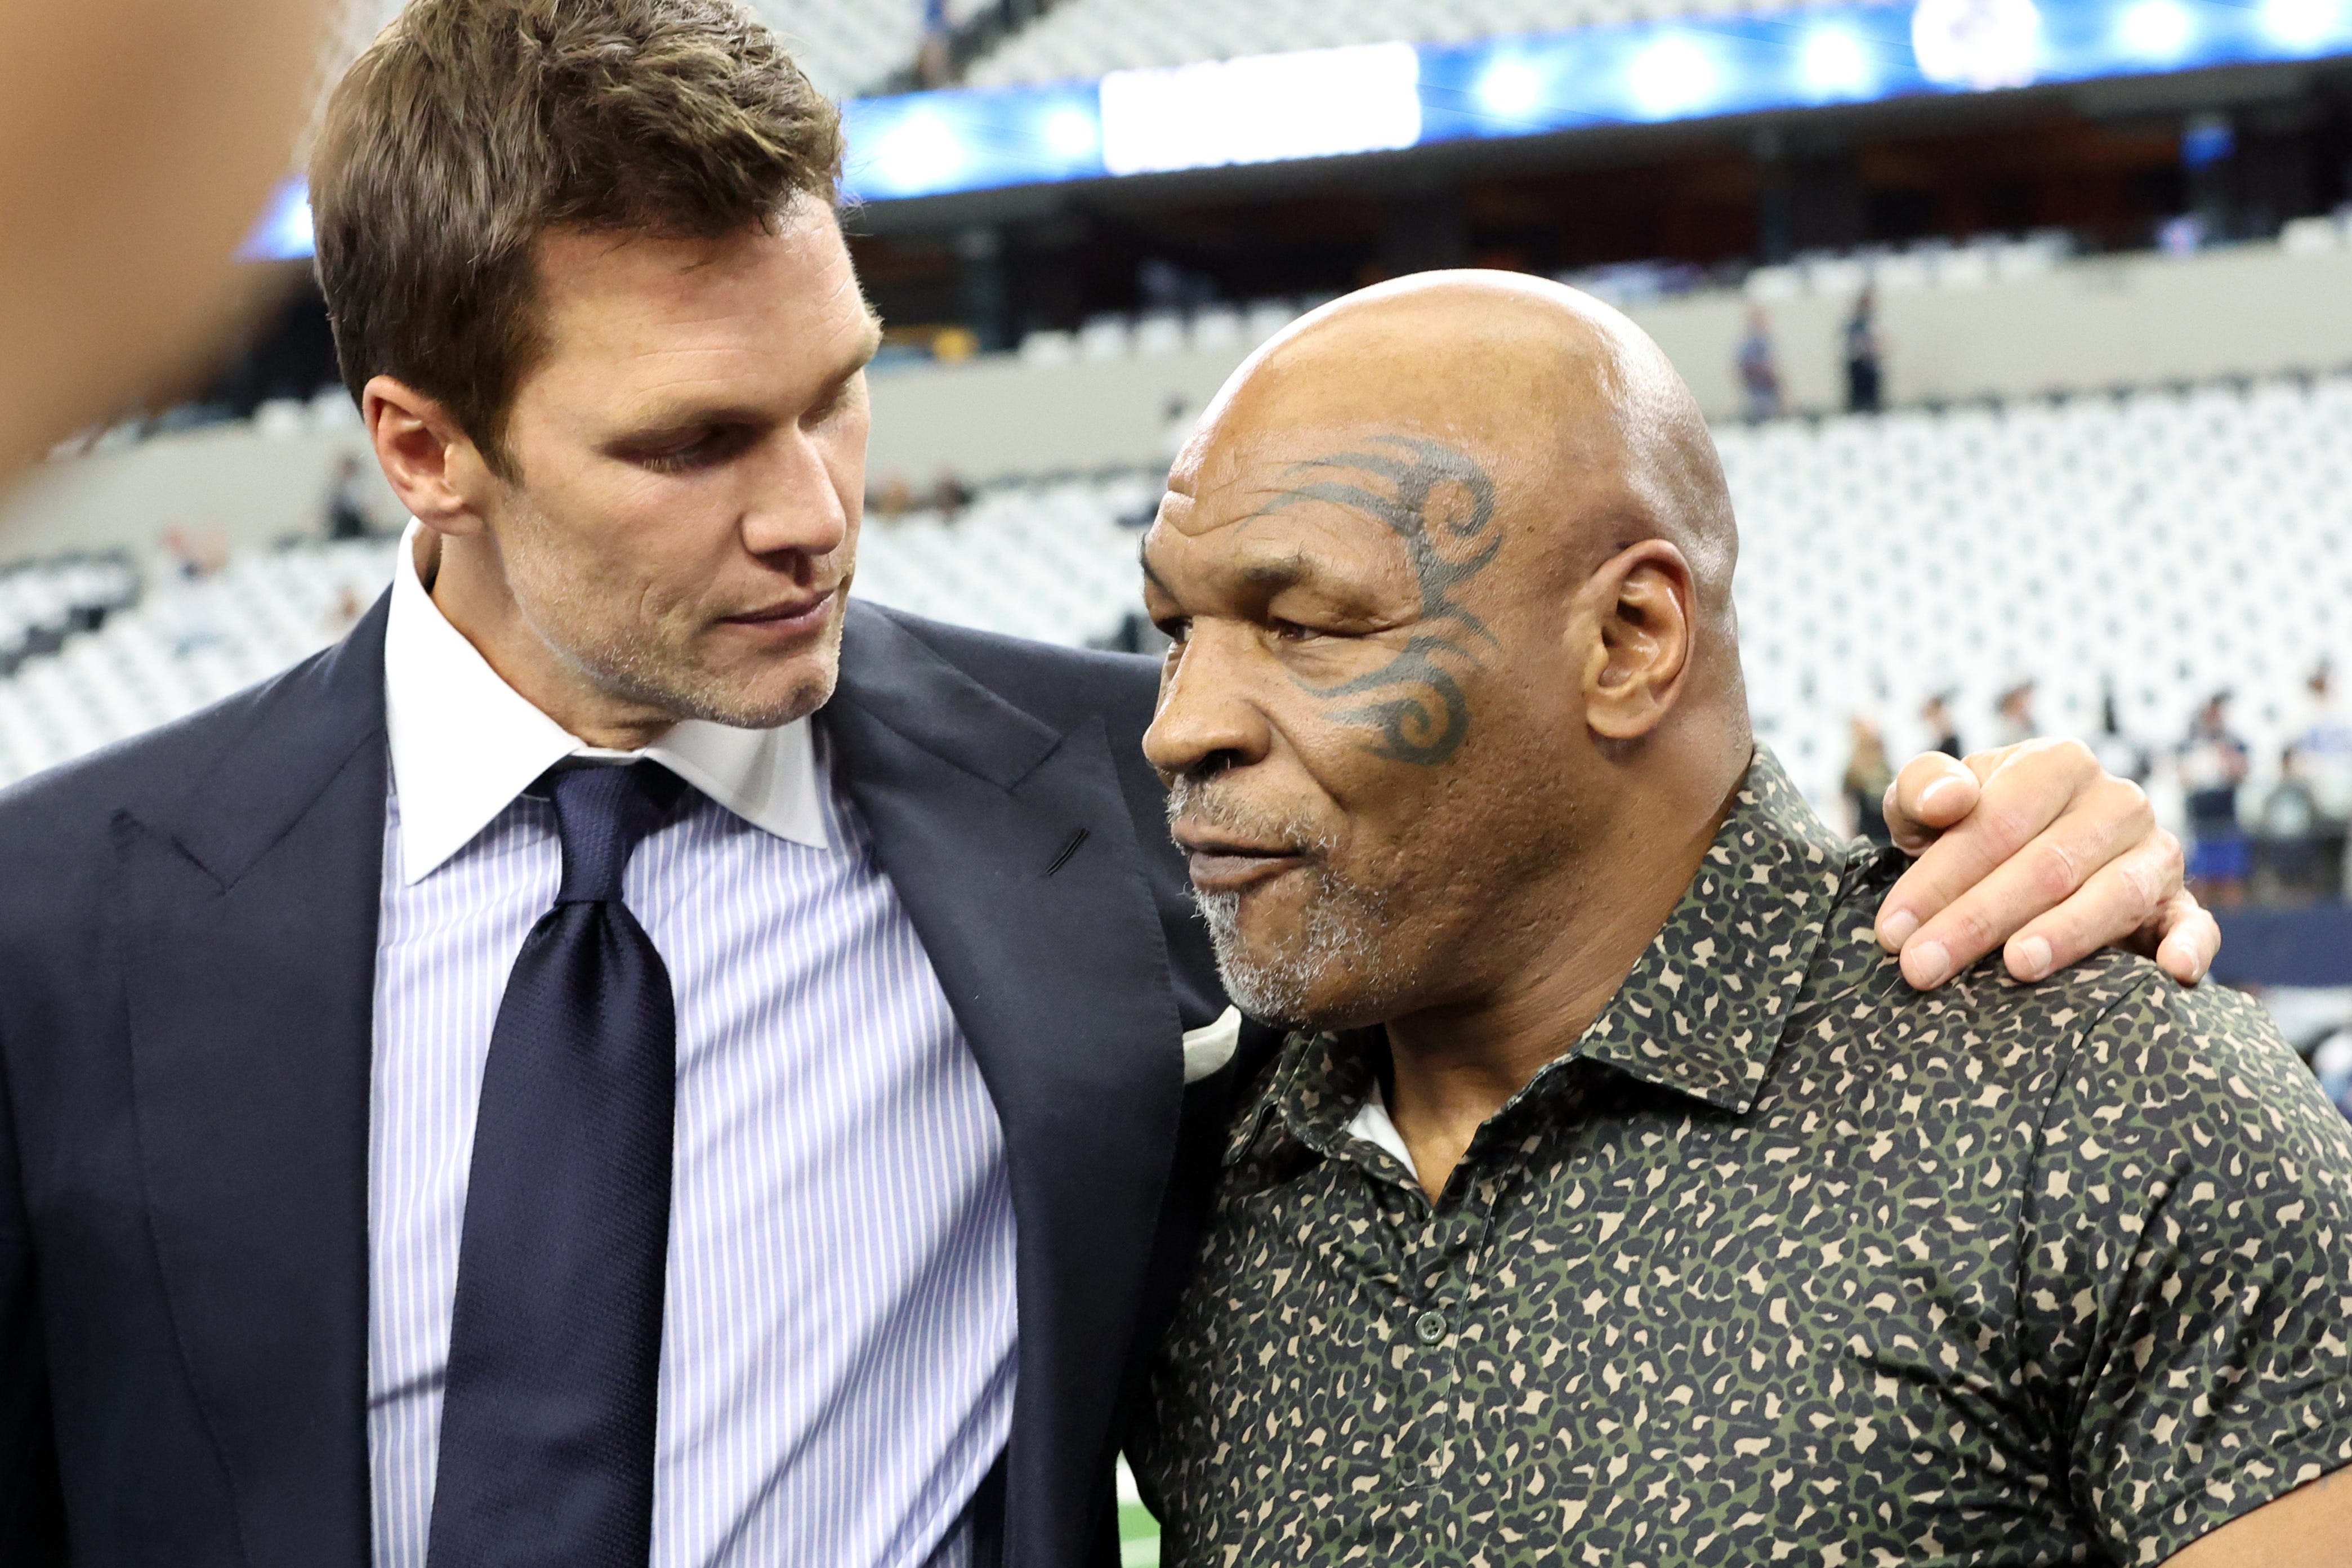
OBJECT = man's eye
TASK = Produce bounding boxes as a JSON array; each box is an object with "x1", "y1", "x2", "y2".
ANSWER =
[
  {"x1": 640, "y1": 427, "x2": 744, "y2": 473},
  {"x1": 1155, "y1": 618, "x2": 1191, "y2": 646},
  {"x1": 1269, "y1": 619, "x2": 1318, "y2": 642}
]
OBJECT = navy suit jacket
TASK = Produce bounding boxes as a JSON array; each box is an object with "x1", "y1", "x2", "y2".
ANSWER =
[{"x1": 0, "y1": 595, "x2": 1253, "y2": 1568}]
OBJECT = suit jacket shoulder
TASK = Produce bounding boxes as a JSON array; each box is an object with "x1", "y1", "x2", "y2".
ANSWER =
[{"x1": 855, "y1": 605, "x2": 1168, "y2": 844}]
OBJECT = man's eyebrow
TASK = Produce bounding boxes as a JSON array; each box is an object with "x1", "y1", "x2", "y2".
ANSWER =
[
  {"x1": 1140, "y1": 539, "x2": 1335, "y2": 601},
  {"x1": 614, "y1": 328, "x2": 881, "y2": 440}
]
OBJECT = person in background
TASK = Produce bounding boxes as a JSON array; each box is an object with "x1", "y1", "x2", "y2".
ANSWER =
[
  {"x1": 1736, "y1": 306, "x2": 1783, "y2": 423},
  {"x1": 1842, "y1": 284, "x2": 1884, "y2": 414},
  {"x1": 2180, "y1": 689, "x2": 2252, "y2": 905},
  {"x1": 1842, "y1": 714, "x2": 1894, "y2": 843},
  {"x1": 916, "y1": 0, "x2": 953, "y2": 88},
  {"x1": 929, "y1": 467, "x2": 972, "y2": 521},
  {"x1": 325, "y1": 450, "x2": 376, "y2": 540},
  {"x1": 1993, "y1": 678, "x2": 2036, "y2": 745},
  {"x1": 1922, "y1": 689, "x2": 1962, "y2": 757},
  {"x1": 2091, "y1": 683, "x2": 2150, "y2": 783},
  {"x1": 2294, "y1": 660, "x2": 2352, "y2": 893},
  {"x1": 867, "y1": 471, "x2": 917, "y2": 521},
  {"x1": 2255, "y1": 744, "x2": 2330, "y2": 902}
]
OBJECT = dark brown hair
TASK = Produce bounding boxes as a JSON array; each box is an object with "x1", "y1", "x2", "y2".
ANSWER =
[{"x1": 310, "y1": 0, "x2": 842, "y2": 475}]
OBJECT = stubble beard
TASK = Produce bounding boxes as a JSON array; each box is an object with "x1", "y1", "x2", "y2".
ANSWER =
[
  {"x1": 502, "y1": 492, "x2": 845, "y2": 731},
  {"x1": 1169, "y1": 779, "x2": 1405, "y2": 1030}
]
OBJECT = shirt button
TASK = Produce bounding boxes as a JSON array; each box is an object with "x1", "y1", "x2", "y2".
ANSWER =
[{"x1": 1413, "y1": 1309, "x2": 1448, "y2": 1345}]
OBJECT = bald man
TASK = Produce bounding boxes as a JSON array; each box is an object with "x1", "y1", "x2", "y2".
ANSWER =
[{"x1": 1127, "y1": 274, "x2": 2352, "y2": 1566}]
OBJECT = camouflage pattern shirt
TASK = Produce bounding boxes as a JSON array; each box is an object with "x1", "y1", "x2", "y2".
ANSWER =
[{"x1": 1132, "y1": 751, "x2": 2352, "y2": 1566}]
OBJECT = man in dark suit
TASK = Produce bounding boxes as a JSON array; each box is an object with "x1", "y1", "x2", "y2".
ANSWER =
[{"x1": 0, "y1": 5, "x2": 2212, "y2": 1567}]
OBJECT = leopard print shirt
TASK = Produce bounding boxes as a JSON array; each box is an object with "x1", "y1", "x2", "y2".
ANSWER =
[{"x1": 1132, "y1": 750, "x2": 2352, "y2": 1567}]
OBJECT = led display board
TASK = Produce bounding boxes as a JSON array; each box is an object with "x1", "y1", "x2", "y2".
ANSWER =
[
  {"x1": 839, "y1": 0, "x2": 2352, "y2": 200},
  {"x1": 246, "y1": 0, "x2": 2352, "y2": 252}
]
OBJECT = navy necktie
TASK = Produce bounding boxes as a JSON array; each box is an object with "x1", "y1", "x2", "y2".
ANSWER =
[{"x1": 427, "y1": 760, "x2": 689, "y2": 1568}]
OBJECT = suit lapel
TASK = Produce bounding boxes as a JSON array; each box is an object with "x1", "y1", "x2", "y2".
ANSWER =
[
  {"x1": 115, "y1": 597, "x2": 390, "y2": 1567},
  {"x1": 824, "y1": 605, "x2": 1184, "y2": 1568}
]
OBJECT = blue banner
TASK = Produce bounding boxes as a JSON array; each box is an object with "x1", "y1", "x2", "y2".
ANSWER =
[
  {"x1": 249, "y1": 0, "x2": 2352, "y2": 249},
  {"x1": 840, "y1": 0, "x2": 2352, "y2": 201}
]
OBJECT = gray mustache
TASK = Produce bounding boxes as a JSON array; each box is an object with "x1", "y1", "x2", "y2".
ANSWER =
[{"x1": 1164, "y1": 778, "x2": 1332, "y2": 854}]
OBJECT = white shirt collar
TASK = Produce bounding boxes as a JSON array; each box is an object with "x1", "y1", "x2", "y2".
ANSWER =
[{"x1": 382, "y1": 518, "x2": 829, "y2": 884}]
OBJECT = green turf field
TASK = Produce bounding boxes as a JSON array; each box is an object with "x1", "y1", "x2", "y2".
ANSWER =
[{"x1": 1116, "y1": 1460, "x2": 1160, "y2": 1566}]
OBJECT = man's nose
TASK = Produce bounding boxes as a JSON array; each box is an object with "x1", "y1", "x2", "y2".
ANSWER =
[
  {"x1": 741, "y1": 426, "x2": 851, "y2": 561},
  {"x1": 1144, "y1": 626, "x2": 1274, "y2": 781}
]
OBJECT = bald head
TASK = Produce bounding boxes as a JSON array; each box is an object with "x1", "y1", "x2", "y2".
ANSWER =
[{"x1": 1181, "y1": 269, "x2": 1739, "y2": 651}]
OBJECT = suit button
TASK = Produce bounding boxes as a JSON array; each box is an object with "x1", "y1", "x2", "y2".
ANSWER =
[{"x1": 1414, "y1": 1309, "x2": 1447, "y2": 1345}]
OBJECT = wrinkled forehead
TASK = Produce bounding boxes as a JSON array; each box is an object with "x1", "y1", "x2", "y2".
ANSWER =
[{"x1": 1149, "y1": 424, "x2": 1511, "y2": 587}]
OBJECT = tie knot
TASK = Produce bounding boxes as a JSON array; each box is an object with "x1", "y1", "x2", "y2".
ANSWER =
[{"x1": 543, "y1": 761, "x2": 687, "y2": 904}]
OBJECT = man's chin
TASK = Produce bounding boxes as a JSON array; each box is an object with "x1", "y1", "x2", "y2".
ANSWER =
[
  {"x1": 590, "y1": 652, "x2": 839, "y2": 734},
  {"x1": 1211, "y1": 944, "x2": 1399, "y2": 1034}
]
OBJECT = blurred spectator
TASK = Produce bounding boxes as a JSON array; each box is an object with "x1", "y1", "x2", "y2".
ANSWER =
[
  {"x1": 2253, "y1": 745, "x2": 2337, "y2": 903},
  {"x1": 1921, "y1": 690, "x2": 1962, "y2": 758},
  {"x1": 1993, "y1": 680, "x2": 2036, "y2": 746},
  {"x1": 2293, "y1": 662, "x2": 2352, "y2": 820},
  {"x1": 1842, "y1": 716, "x2": 1894, "y2": 845},
  {"x1": 929, "y1": 468, "x2": 972, "y2": 520},
  {"x1": 2179, "y1": 691, "x2": 2252, "y2": 905},
  {"x1": 2091, "y1": 686, "x2": 2150, "y2": 783},
  {"x1": 324, "y1": 451, "x2": 376, "y2": 541},
  {"x1": 916, "y1": 0, "x2": 952, "y2": 88},
  {"x1": 868, "y1": 472, "x2": 917, "y2": 521},
  {"x1": 1737, "y1": 308, "x2": 1784, "y2": 424},
  {"x1": 2292, "y1": 663, "x2": 2352, "y2": 897},
  {"x1": 1842, "y1": 287, "x2": 1884, "y2": 414}
]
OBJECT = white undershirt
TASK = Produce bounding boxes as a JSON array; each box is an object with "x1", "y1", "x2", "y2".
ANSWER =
[{"x1": 1347, "y1": 1080, "x2": 1420, "y2": 1181}]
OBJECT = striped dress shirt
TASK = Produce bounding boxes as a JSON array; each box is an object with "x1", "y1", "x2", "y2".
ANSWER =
[{"x1": 367, "y1": 524, "x2": 1017, "y2": 1567}]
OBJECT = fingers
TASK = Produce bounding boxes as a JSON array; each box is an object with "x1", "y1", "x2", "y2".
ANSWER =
[
  {"x1": 1877, "y1": 745, "x2": 2153, "y2": 988},
  {"x1": 1875, "y1": 740, "x2": 2102, "y2": 958},
  {"x1": 2149, "y1": 890, "x2": 2219, "y2": 986},
  {"x1": 1996, "y1": 830, "x2": 2189, "y2": 984},
  {"x1": 1881, "y1": 750, "x2": 1984, "y2": 855}
]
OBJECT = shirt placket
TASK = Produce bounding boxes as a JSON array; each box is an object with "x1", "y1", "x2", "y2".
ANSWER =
[{"x1": 1345, "y1": 1133, "x2": 1528, "y2": 1562}]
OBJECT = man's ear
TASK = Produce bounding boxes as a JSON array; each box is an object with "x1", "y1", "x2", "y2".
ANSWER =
[
  {"x1": 363, "y1": 374, "x2": 497, "y2": 538},
  {"x1": 1579, "y1": 538, "x2": 1697, "y2": 741}
]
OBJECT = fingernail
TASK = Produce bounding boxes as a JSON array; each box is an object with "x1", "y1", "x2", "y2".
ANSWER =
[
  {"x1": 2014, "y1": 935, "x2": 2051, "y2": 981},
  {"x1": 1880, "y1": 909, "x2": 1918, "y2": 949},
  {"x1": 1918, "y1": 776, "x2": 1966, "y2": 815},
  {"x1": 1908, "y1": 940, "x2": 1953, "y2": 989}
]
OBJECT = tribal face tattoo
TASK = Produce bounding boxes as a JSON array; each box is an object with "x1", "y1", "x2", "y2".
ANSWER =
[{"x1": 1229, "y1": 434, "x2": 1504, "y2": 766}]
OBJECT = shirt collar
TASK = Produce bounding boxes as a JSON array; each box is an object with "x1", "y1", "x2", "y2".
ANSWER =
[
  {"x1": 1247, "y1": 745, "x2": 1854, "y2": 1164},
  {"x1": 1569, "y1": 745, "x2": 1853, "y2": 1114},
  {"x1": 381, "y1": 518, "x2": 829, "y2": 884}
]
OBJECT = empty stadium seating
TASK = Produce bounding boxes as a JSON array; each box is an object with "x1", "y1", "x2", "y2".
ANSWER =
[
  {"x1": 0, "y1": 555, "x2": 139, "y2": 676},
  {"x1": 965, "y1": 0, "x2": 1817, "y2": 87},
  {"x1": 6, "y1": 377, "x2": 2349, "y2": 848},
  {"x1": 0, "y1": 541, "x2": 394, "y2": 787}
]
